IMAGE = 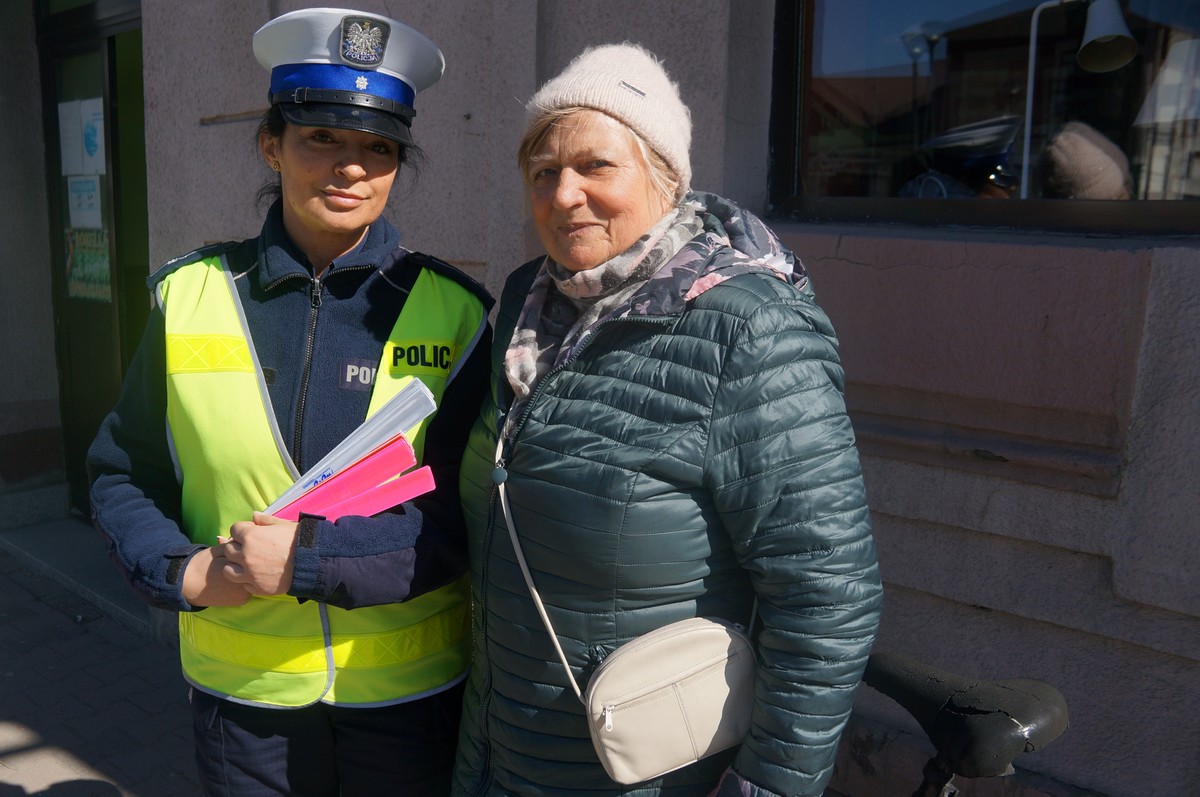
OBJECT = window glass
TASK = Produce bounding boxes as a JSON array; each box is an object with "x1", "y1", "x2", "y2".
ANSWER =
[{"x1": 772, "y1": 0, "x2": 1200, "y2": 207}]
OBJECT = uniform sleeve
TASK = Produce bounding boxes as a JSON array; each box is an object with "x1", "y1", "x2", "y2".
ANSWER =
[
  {"x1": 87, "y1": 306, "x2": 206, "y2": 612},
  {"x1": 703, "y1": 279, "x2": 883, "y2": 797},
  {"x1": 287, "y1": 319, "x2": 493, "y2": 609}
]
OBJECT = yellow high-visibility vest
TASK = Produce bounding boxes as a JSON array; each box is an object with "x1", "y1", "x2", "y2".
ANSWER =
[{"x1": 159, "y1": 252, "x2": 485, "y2": 707}]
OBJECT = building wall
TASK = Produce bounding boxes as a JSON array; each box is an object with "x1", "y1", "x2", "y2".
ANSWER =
[
  {"x1": 95, "y1": 1, "x2": 1200, "y2": 794},
  {"x1": 140, "y1": 0, "x2": 766, "y2": 295},
  {"x1": 0, "y1": 1, "x2": 68, "y2": 526},
  {"x1": 795, "y1": 230, "x2": 1200, "y2": 796},
  {"x1": 140, "y1": 0, "x2": 539, "y2": 296}
]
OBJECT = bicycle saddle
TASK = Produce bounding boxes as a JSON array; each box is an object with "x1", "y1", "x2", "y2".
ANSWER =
[{"x1": 863, "y1": 651, "x2": 1069, "y2": 779}]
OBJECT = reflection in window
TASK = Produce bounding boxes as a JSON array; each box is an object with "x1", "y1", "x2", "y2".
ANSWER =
[{"x1": 771, "y1": 0, "x2": 1200, "y2": 204}]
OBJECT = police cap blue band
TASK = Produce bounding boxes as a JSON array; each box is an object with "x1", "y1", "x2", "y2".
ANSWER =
[{"x1": 269, "y1": 63, "x2": 416, "y2": 110}]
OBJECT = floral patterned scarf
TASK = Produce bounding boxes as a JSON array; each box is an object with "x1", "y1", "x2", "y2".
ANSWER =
[
  {"x1": 503, "y1": 192, "x2": 807, "y2": 428},
  {"x1": 503, "y1": 205, "x2": 702, "y2": 414}
]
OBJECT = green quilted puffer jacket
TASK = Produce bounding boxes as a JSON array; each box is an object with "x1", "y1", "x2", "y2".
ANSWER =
[{"x1": 453, "y1": 195, "x2": 882, "y2": 797}]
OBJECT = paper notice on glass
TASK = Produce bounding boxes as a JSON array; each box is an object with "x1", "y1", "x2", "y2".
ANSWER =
[
  {"x1": 80, "y1": 98, "x2": 106, "y2": 175},
  {"x1": 58, "y1": 100, "x2": 84, "y2": 175},
  {"x1": 67, "y1": 175, "x2": 102, "y2": 229}
]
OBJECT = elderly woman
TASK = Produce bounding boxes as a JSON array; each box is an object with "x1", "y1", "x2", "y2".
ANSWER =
[
  {"x1": 453, "y1": 44, "x2": 882, "y2": 797},
  {"x1": 87, "y1": 8, "x2": 489, "y2": 795}
]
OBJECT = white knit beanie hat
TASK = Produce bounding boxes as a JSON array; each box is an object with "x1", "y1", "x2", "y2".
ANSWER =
[{"x1": 526, "y1": 43, "x2": 692, "y2": 199}]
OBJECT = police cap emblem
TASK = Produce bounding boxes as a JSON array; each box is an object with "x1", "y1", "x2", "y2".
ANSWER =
[{"x1": 340, "y1": 16, "x2": 390, "y2": 68}]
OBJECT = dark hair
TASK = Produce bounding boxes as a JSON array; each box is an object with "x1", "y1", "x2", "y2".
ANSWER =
[{"x1": 254, "y1": 104, "x2": 423, "y2": 208}]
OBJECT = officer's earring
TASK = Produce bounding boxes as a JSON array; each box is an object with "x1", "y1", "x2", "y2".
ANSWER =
[{"x1": 270, "y1": 161, "x2": 281, "y2": 172}]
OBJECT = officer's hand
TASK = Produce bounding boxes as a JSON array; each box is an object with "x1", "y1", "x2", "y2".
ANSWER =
[
  {"x1": 220, "y1": 512, "x2": 299, "y2": 596},
  {"x1": 181, "y1": 546, "x2": 253, "y2": 607}
]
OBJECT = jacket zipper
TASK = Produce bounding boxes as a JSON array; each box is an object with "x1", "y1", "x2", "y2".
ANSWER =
[
  {"x1": 271, "y1": 261, "x2": 417, "y2": 705},
  {"x1": 472, "y1": 484, "x2": 497, "y2": 795},
  {"x1": 284, "y1": 264, "x2": 376, "y2": 468},
  {"x1": 475, "y1": 315, "x2": 673, "y2": 794},
  {"x1": 238, "y1": 260, "x2": 375, "y2": 474},
  {"x1": 292, "y1": 275, "x2": 322, "y2": 467}
]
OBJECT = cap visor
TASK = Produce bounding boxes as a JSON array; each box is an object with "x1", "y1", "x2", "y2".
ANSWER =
[{"x1": 278, "y1": 102, "x2": 413, "y2": 145}]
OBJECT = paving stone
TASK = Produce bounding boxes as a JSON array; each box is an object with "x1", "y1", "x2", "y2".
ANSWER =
[{"x1": 0, "y1": 544, "x2": 200, "y2": 796}]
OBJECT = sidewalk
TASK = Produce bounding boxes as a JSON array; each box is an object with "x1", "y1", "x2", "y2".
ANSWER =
[
  {"x1": 0, "y1": 517, "x2": 198, "y2": 797},
  {"x1": 0, "y1": 518, "x2": 850, "y2": 797}
]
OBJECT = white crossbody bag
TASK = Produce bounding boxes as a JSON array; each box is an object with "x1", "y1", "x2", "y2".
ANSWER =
[{"x1": 495, "y1": 442, "x2": 756, "y2": 785}]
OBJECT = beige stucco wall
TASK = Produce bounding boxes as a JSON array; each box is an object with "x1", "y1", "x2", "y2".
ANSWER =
[
  {"x1": 141, "y1": 0, "x2": 769, "y2": 296},
  {"x1": 786, "y1": 228, "x2": 1200, "y2": 795},
  {"x1": 135, "y1": 2, "x2": 1199, "y2": 795}
]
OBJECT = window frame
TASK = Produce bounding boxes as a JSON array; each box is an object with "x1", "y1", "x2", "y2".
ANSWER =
[{"x1": 767, "y1": 0, "x2": 1200, "y2": 236}]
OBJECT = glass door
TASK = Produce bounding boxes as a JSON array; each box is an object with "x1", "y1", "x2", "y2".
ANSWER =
[
  {"x1": 49, "y1": 45, "x2": 122, "y2": 511},
  {"x1": 41, "y1": 8, "x2": 147, "y2": 512}
]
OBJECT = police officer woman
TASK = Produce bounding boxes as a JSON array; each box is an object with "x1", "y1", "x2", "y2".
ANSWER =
[{"x1": 87, "y1": 8, "x2": 489, "y2": 796}]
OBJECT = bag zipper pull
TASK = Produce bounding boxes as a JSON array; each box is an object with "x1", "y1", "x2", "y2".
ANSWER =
[{"x1": 603, "y1": 705, "x2": 614, "y2": 732}]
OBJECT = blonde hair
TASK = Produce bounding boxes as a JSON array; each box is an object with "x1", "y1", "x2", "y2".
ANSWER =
[{"x1": 517, "y1": 107, "x2": 681, "y2": 209}]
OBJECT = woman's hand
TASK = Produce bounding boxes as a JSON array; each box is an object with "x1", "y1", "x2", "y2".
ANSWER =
[
  {"x1": 219, "y1": 512, "x2": 300, "y2": 596},
  {"x1": 181, "y1": 546, "x2": 253, "y2": 607}
]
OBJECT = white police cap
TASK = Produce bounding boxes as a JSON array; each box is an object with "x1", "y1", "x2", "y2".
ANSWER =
[{"x1": 253, "y1": 7, "x2": 445, "y2": 144}]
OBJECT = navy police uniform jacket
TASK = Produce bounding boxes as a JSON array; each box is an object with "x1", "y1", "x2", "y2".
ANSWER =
[{"x1": 87, "y1": 201, "x2": 492, "y2": 612}]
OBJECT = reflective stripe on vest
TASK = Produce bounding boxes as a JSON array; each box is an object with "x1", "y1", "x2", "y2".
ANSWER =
[{"x1": 160, "y1": 254, "x2": 485, "y2": 707}]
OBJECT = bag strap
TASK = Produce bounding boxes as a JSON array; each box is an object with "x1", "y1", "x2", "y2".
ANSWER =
[
  {"x1": 493, "y1": 437, "x2": 759, "y2": 704},
  {"x1": 496, "y1": 438, "x2": 587, "y2": 701}
]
